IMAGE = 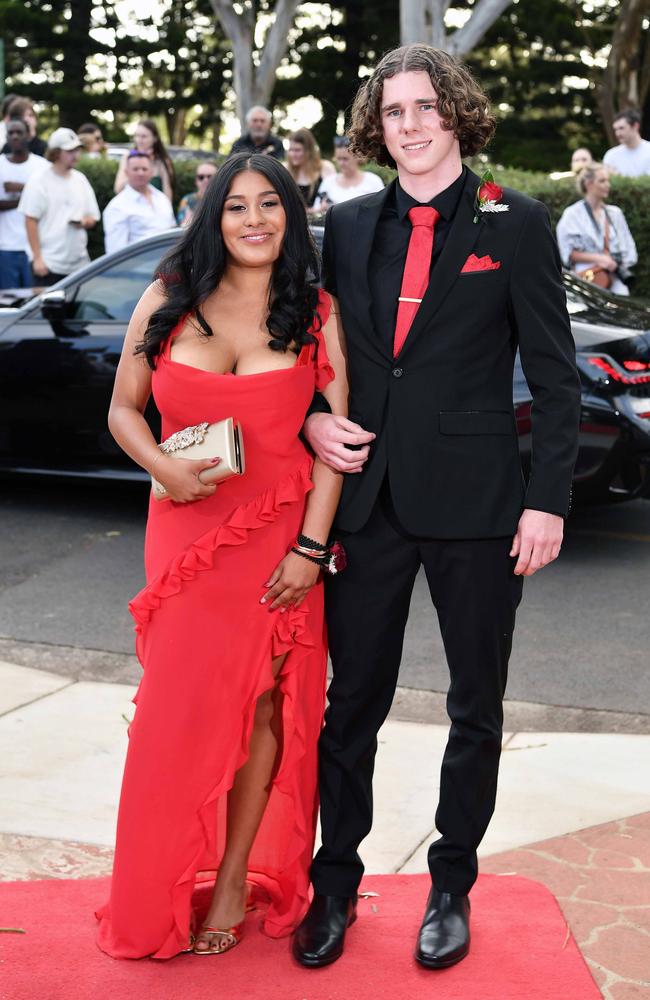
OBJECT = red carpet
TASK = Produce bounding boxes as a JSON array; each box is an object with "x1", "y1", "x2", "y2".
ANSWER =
[{"x1": 0, "y1": 873, "x2": 599, "y2": 1000}]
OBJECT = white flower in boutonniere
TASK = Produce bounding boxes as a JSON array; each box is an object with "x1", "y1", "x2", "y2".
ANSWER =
[{"x1": 473, "y1": 170, "x2": 509, "y2": 224}]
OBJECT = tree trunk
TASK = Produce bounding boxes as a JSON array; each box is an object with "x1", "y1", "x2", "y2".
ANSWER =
[
  {"x1": 209, "y1": 0, "x2": 300, "y2": 127},
  {"x1": 172, "y1": 108, "x2": 187, "y2": 146},
  {"x1": 598, "y1": 0, "x2": 650, "y2": 144},
  {"x1": 401, "y1": 0, "x2": 426, "y2": 44},
  {"x1": 400, "y1": 0, "x2": 512, "y2": 54}
]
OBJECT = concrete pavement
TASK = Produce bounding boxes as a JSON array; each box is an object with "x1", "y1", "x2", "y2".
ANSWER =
[{"x1": 1, "y1": 659, "x2": 649, "y2": 996}]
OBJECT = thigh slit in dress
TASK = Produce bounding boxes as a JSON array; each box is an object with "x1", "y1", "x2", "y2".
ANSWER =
[{"x1": 96, "y1": 290, "x2": 334, "y2": 959}]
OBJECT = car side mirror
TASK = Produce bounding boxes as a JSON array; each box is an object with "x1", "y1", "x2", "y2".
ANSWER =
[{"x1": 40, "y1": 289, "x2": 67, "y2": 321}]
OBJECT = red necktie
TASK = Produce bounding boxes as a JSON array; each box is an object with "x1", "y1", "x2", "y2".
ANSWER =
[{"x1": 393, "y1": 206, "x2": 440, "y2": 357}]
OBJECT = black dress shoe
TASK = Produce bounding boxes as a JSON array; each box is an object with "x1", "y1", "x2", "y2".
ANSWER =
[
  {"x1": 292, "y1": 893, "x2": 357, "y2": 968},
  {"x1": 415, "y1": 887, "x2": 470, "y2": 969}
]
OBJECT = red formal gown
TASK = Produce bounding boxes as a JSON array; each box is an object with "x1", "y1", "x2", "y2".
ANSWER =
[{"x1": 96, "y1": 289, "x2": 334, "y2": 959}]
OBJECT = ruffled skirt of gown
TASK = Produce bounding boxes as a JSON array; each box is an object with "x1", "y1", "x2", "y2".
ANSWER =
[{"x1": 95, "y1": 457, "x2": 328, "y2": 959}]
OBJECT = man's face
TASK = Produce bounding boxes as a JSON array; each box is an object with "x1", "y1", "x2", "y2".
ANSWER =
[
  {"x1": 248, "y1": 112, "x2": 271, "y2": 142},
  {"x1": 380, "y1": 71, "x2": 459, "y2": 180},
  {"x1": 59, "y1": 148, "x2": 81, "y2": 169},
  {"x1": 7, "y1": 121, "x2": 29, "y2": 155},
  {"x1": 195, "y1": 163, "x2": 217, "y2": 193},
  {"x1": 613, "y1": 117, "x2": 638, "y2": 145},
  {"x1": 126, "y1": 155, "x2": 153, "y2": 190}
]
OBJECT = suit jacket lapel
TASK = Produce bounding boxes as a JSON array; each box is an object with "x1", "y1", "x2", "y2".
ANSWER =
[
  {"x1": 397, "y1": 169, "x2": 483, "y2": 360},
  {"x1": 349, "y1": 181, "x2": 395, "y2": 361}
]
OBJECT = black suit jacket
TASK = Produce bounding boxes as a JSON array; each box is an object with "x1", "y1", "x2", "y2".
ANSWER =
[{"x1": 322, "y1": 169, "x2": 581, "y2": 538}]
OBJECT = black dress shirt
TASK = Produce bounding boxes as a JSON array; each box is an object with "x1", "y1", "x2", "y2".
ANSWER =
[
  {"x1": 229, "y1": 131, "x2": 285, "y2": 161},
  {"x1": 369, "y1": 167, "x2": 466, "y2": 351}
]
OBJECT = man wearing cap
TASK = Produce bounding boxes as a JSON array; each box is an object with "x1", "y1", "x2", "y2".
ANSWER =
[
  {"x1": 18, "y1": 126, "x2": 99, "y2": 285},
  {"x1": 102, "y1": 151, "x2": 176, "y2": 254}
]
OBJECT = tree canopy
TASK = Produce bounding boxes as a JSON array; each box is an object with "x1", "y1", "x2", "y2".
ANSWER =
[{"x1": 0, "y1": 0, "x2": 647, "y2": 169}]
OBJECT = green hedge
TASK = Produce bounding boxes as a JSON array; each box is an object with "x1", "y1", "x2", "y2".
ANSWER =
[{"x1": 77, "y1": 157, "x2": 650, "y2": 301}]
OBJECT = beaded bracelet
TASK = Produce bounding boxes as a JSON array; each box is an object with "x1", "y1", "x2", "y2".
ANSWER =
[{"x1": 297, "y1": 533, "x2": 327, "y2": 552}]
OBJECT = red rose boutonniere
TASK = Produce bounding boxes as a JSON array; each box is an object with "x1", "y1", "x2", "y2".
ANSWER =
[{"x1": 473, "y1": 170, "x2": 509, "y2": 224}]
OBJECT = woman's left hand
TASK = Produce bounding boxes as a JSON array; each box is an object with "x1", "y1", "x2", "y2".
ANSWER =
[{"x1": 261, "y1": 552, "x2": 321, "y2": 611}]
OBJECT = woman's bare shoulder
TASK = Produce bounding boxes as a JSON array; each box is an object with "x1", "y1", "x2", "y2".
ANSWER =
[{"x1": 324, "y1": 291, "x2": 340, "y2": 316}]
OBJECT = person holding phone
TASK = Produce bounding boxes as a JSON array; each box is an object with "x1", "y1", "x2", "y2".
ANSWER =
[{"x1": 18, "y1": 127, "x2": 99, "y2": 285}]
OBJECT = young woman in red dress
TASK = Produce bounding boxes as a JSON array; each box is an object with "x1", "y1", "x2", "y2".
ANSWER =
[{"x1": 96, "y1": 153, "x2": 349, "y2": 959}]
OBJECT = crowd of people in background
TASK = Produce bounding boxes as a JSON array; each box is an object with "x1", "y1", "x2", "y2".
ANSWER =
[
  {"x1": 560, "y1": 109, "x2": 646, "y2": 295},
  {"x1": 0, "y1": 90, "x2": 647, "y2": 295}
]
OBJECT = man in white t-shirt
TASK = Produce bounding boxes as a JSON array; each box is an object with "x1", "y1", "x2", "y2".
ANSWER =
[
  {"x1": 0, "y1": 118, "x2": 46, "y2": 287},
  {"x1": 603, "y1": 109, "x2": 650, "y2": 177},
  {"x1": 18, "y1": 127, "x2": 100, "y2": 285},
  {"x1": 102, "y1": 151, "x2": 176, "y2": 255}
]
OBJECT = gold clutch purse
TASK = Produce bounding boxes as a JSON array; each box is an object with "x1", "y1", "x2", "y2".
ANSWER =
[{"x1": 151, "y1": 418, "x2": 245, "y2": 500}]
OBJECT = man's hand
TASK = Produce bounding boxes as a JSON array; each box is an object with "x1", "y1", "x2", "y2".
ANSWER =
[
  {"x1": 510, "y1": 509, "x2": 564, "y2": 576},
  {"x1": 303, "y1": 412, "x2": 375, "y2": 473},
  {"x1": 70, "y1": 215, "x2": 97, "y2": 230},
  {"x1": 32, "y1": 256, "x2": 49, "y2": 278}
]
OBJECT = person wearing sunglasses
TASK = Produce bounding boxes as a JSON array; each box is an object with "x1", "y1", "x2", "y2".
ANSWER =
[{"x1": 177, "y1": 161, "x2": 219, "y2": 227}]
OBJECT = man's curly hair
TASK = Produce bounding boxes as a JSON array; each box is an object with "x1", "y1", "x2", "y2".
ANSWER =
[{"x1": 348, "y1": 44, "x2": 496, "y2": 165}]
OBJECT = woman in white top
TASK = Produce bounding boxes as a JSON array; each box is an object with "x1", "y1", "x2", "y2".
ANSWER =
[
  {"x1": 317, "y1": 136, "x2": 384, "y2": 209},
  {"x1": 114, "y1": 119, "x2": 174, "y2": 202},
  {"x1": 556, "y1": 163, "x2": 637, "y2": 296}
]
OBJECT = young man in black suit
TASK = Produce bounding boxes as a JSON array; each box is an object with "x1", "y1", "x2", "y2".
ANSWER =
[{"x1": 293, "y1": 44, "x2": 581, "y2": 970}]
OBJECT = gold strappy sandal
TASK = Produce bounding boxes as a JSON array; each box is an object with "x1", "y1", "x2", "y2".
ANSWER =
[{"x1": 193, "y1": 922, "x2": 244, "y2": 955}]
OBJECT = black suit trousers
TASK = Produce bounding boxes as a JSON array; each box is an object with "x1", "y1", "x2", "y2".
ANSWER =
[{"x1": 310, "y1": 486, "x2": 524, "y2": 897}]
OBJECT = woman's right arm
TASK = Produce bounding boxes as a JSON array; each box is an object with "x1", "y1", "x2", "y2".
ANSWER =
[
  {"x1": 569, "y1": 249, "x2": 617, "y2": 270},
  {"x1": 108, "y1": 284, "x2": 219, "y2": 502},
  {"x1": 113, "y1": 153, "x2": 128, "y2": 194},
  {"x1": 25, "y1": 217, "x2": 48, "y2": 276}
]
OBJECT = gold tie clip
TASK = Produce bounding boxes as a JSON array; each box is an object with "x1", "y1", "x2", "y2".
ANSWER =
[{"x1": 398, "y1": 296, "x2": 423, "y2": 303}]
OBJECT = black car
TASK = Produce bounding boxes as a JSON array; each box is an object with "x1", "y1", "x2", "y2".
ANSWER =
[{"x1": 1, "y1": 231, "x2": 650, "y2": 504}]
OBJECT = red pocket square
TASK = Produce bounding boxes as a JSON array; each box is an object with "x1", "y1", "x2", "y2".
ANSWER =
[{"x1": 461, "y1": 253, "x2": 501, "y2": 273}]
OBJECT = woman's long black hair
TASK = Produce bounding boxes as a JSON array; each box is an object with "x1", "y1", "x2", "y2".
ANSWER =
[{"x1": 136, "y1": 153, "x2": 321, "y2": 368}]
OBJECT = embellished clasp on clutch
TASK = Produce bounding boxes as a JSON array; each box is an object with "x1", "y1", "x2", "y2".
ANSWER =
[
  {"x1": 151, "y1": 418, "x2": 245, "y2": 500},
  {"x1": 159, "y1": 422, "x2": 210, "y2": 454}
]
